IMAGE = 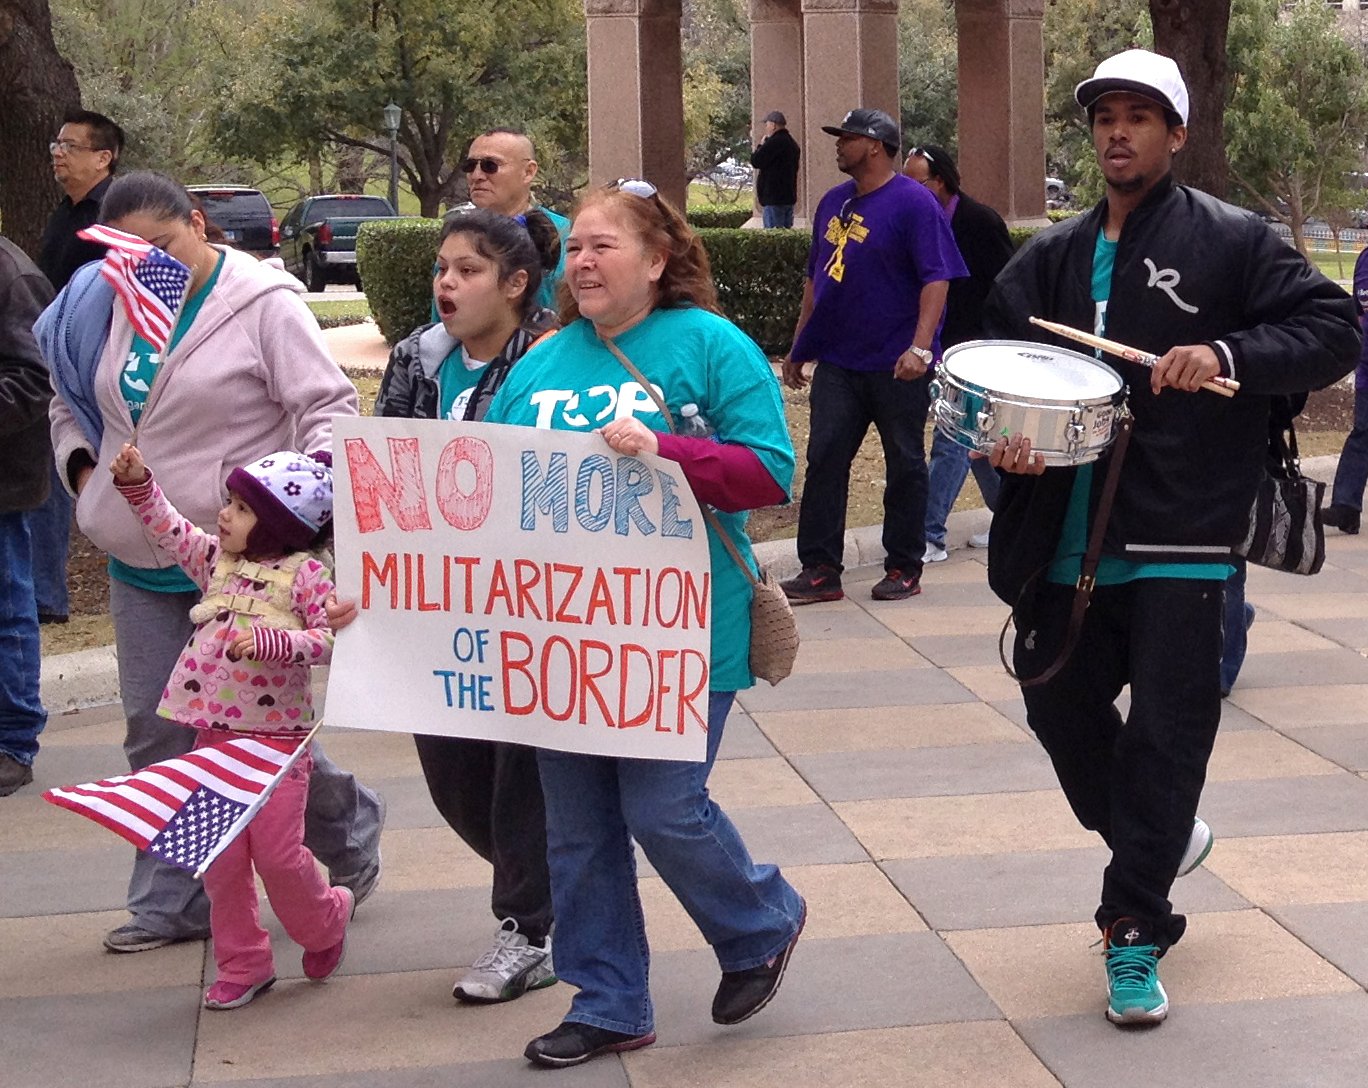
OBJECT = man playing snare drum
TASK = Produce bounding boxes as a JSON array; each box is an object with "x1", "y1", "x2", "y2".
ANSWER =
[{"x1": 983, "y1": 49, "x2": 1359, "y2": 1026}]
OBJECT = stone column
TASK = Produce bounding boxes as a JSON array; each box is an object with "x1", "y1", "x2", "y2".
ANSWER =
[
  {"x1": 955, "y1": 0, "x2": 1048, "y2": 225},
  {"x1": 584, "y1": 0, "x2": 688, "y2": 210},
  {"x1": 799, "y1": 0, "x2": 901, "y2": 214},
  {"x1": 750, "y1": 0, "x2": 805, "y2": 224}
]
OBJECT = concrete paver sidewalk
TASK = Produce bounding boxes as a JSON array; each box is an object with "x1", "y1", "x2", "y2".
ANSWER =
[{"x1": 9, "y1": 515, "x2": 1368, "y2": 1086}]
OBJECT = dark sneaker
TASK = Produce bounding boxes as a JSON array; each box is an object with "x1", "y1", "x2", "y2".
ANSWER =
[
  {"x1": 0, "y1": 753, "x2": 34, "y2": 797},
  {"x1": 780, "y1": 566, "x2": 843, "y2": 604},
  {"x1": 103, "y1": 921, "x2": 210, "y2": 954},
  {"x1": 711, "y1": 898, "x2": 806, "y2": 1025},
  {"x1": 1104, "y1": 917, "x2": 1168, "y2": 1025},
  {"x1": 524, "y1": 1022, "x2": 656, "y2": 1068},
  {"x1": 330, "y1": 793, "x2": 385, "y2": 908},
  {"x1": 1323, "y1": 504, "x2": 1360, "y2": 535},
  {"x1": 871, "y1": 569, "x2": 922, "y2": 601}
]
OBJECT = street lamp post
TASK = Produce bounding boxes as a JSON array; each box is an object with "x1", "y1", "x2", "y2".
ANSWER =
[{"x1": 383, "y1": 102, "x2": 402, "y2": 212}]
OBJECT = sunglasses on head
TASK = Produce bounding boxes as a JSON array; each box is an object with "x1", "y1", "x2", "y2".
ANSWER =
[
  {"x1": 609, "y1": 178, "x2": 659, "y2": 200},
  {"x1": 909, "y1": 146, "x2": 935, "y2": 166},
  {"x1": 461, "y1": 157, "x2": 505, "y2": 175}
]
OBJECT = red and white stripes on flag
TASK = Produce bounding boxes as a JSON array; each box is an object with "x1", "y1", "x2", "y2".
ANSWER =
[
  {"x1": 44, "y1": 732, "x2": 314, "y2": 878},
  {"x1": 75, "y1": 224, "x2": 192, "y2": 353}
]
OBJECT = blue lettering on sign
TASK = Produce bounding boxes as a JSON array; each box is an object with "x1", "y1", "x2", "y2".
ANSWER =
[
  {"x1": 451, "y1": 627, "x2": 491, "y2": 663},
  {"x1": 518, "y1": 450, "x2": 693, "y2": 539},
  {"x1": 433, "y1": 669, "x2": 496, "y2": 711}
]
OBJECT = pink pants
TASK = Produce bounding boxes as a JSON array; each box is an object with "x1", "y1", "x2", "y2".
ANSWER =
[{"x1": 199, "y1": 743, "x2": 350, "y2": 985}]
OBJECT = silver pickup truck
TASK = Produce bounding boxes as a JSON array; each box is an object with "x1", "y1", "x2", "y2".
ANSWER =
[{"x1": 278, "y1": 194, "x2": 402, "y2": 290}]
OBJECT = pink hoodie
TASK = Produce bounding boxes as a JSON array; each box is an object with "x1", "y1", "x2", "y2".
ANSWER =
[{"x1": 50, "y1": 245, "x2": 357, "y2": 569}]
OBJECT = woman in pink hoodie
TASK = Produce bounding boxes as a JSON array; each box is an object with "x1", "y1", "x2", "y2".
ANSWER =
[{"x1": 47, "y1": 171, "x2": 382, "y2": 956}]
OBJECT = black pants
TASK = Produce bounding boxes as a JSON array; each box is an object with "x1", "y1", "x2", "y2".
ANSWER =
[
  {"x1": 413, "y1": 734, "x2": 553, "y2": 945},
  {"x1": 796, "y1": 363, "x2": 931, "y2": 573},
  {"x1": 1014, "y1": 578, "x2": 1224, "y2": 952}
]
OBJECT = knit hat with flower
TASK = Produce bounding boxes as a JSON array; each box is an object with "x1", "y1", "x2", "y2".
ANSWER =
[{"x1": 226, "y1": 450, "x2": 333, "y2": 558}]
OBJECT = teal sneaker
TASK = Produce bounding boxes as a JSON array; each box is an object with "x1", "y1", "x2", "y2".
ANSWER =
[{"x1": 1104, "y1": 917, "x2": 1168, "y2": 1025}]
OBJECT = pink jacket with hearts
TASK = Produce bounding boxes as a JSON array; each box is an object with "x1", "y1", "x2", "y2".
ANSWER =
[{"x1": 116, "y1": 473, "x2": 334, "y2": 739}]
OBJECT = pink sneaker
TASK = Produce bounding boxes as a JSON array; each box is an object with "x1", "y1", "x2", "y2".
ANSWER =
[
  {"x1": 203, "y1": 976, "x2": 275, "y2": 1010},
  {"x1": 302, "y1": 886, "x2": 353, "y2": 981}
]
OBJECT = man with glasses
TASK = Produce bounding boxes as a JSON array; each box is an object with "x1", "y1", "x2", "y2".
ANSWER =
[
  {"x1": 780, "y1": 108, "x2": 966, "y2": 603},
  {"x1": 459, "y1": 128, "x2": 569, "y2": 308},
  {"x1": 903, "y1": 144, "x2": 1013, "y2": 563},
  {"x1": 30, "y1": 110, "x2": 124, "y2": 629}
]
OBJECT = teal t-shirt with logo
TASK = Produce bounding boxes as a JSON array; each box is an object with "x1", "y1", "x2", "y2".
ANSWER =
[
  {"x1": 110, "y1": 251, "x2": 225, "y2": 594},
  {"x1": 1046, "y1": 232, "x2": 1232, "y2": 587},
  {"x1": 484, "y1": 307, "x2": 794, "y2": 692},
  {"x1": 438, "y1": 345, "x2": 489, "y2": 420}
]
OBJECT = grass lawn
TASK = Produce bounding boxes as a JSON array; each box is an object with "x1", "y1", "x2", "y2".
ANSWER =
[{"x1": 306, "y1": 298, "x2": 372, "y2": 329}]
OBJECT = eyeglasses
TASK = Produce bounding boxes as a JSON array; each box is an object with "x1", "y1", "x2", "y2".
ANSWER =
[
  {"x1": 50, "y1": 140, "x2": 98, "y2": 155},
  {"x1": 909, "y1": 147, "x2": 936, "y2": 166},
  {"x1": 461, "y1": 157, "x2": 506, "y2": 175},
  {"x1": 609, "y1": 178, "x2": 659, "y2": 200}
]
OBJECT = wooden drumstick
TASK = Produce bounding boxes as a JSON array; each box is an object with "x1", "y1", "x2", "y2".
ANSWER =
[{"x1": 1028, "y1": 316, "x2": 1239, "y2": 398}]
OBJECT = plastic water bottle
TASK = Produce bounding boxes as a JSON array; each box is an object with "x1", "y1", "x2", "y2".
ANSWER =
[{"x1": 679, "y1": 403, "x2": 716, "y2": 439}]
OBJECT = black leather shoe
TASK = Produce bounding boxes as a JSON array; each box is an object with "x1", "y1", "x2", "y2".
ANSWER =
[
  {"x1": 711, "y1": 899, "x2": 807, "y2": 1025},
  {"x1": 0, "y1": 754, "x2": 33, "y2": 797},
  {"x1": 1323, "y1": 504, "x2": 1361, "y2": 535},
  {"x1": 524, "y1": 1021, "x2": 656, "y2": 1068}
]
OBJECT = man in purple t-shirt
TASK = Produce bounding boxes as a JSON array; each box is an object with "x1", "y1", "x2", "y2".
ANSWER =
[
  {"x1": 1323, "y1": 246, "x2": 1368, "y2": 534},
  {"x1": 780, "y1": 108, "x2": 967, "y2": 603}
]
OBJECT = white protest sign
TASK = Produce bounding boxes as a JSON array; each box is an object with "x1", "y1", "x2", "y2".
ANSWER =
[{"x1": 325, "y1": 417, "x2": 711, "y2": 761}]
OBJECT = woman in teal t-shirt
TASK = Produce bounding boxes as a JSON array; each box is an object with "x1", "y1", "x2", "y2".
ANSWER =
[{"x1": 484, "y1": 182, "x2": 805, "y2": 1069}]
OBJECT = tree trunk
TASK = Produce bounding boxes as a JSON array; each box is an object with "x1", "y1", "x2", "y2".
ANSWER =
[
  {"x1": 333, "y1": 145, "x2": 366, "y2": 193},
  {"x1": 0, "y1": 0, "x2": 83, "y2": 259},
  {"x1": 1150, "y1": 0, "x2": 1230, "y2": 199}
]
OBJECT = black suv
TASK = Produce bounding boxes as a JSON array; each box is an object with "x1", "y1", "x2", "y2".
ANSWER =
[{"x1": 186, "y1": 186, "x2": 278, "y2": 258}]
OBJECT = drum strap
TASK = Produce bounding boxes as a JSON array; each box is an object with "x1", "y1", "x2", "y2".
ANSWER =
[{"x1": 1001, "y1": 413, "x2": 1134, "y2": 689}]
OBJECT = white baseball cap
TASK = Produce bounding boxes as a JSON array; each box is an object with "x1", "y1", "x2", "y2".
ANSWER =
[{"x1": 1075, "y1": 49, "x2": 1189, "y2": 126}]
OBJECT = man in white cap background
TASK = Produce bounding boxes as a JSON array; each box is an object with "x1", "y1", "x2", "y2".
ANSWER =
[
  {"x1": 781, "y1": 107, "x2": 966, "y2": 605},
  {"x1": 983, "y1": 49, "x2": 1359, "y2": 1026}
]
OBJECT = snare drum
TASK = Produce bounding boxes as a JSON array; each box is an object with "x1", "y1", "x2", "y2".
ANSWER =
[{"x1": 931, "y1": 340, "x2": 1126, "y2": 466}]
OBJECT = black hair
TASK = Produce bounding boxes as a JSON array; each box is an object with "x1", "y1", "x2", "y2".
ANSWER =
[
  {"x1": 62, "y1": 109, "x2": 125, "y2": 172},
  {"x1": 437, "y1": 207, "x2": 560, "y2": 322},
  {"x1": 100, "y1": 171, "x2": 194, "y2": 226},
  {"x1": 911, "y1": 144, "x2": 960, "y2": 195}
]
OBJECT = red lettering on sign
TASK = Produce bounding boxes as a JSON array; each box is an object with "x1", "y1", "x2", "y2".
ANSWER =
[
  {"x1": 500, "y1": 631, "x2": 536, "y2": 715},
  {"x1": 434, "y1": 436, "x2": 494, "y2": 530},
  {"x1": 360, "y1": 551, "x2": 397, "y2": 609},
  {"x1": 344, "y1": 437, "x2": 431, "y2": 534}
]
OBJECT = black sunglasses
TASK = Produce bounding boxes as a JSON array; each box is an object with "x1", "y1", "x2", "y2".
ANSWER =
[{"x1": 461, "y1": 157, "x2": 505, "y2": 175}]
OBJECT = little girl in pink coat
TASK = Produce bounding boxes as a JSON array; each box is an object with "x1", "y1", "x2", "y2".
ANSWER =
[{"x1": 111, "y1": 442, "x2": 350, "y2": 1010}]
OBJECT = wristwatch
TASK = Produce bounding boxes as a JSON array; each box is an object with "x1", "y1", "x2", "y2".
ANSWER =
[{"x1": 908, "y1": 345, "x2": 933, "y2": 365}]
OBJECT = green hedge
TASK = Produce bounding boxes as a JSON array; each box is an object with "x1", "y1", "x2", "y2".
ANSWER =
[
  {"x1": 686, "y1": 207, "x2": 753, "y2": 230},
  {"x1": 356, "y1": 217, "x2": 442, "y2": 344},
  {"x1": 357, "y1": 218, "x2": 810, "y2": 354}
]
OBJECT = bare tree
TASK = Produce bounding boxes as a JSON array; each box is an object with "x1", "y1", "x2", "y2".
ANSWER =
[
  {"x1": 0, "y1": 0, "x2": 82, "y2": 257},
  {"x1": 1150, "y1": 0, "x2": 1230, "y2": 198}
]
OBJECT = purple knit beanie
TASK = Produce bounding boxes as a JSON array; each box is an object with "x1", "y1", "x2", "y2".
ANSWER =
[{"x1": 226, "y1": 450, "x2": 333, "y2": 558}]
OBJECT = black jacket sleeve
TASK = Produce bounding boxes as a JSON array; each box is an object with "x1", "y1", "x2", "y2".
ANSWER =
[{"x1": 0, "y1": 242, "x2": 56, "y2": 512}]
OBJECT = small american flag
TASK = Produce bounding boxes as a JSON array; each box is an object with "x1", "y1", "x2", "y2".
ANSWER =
[
  {"x1": 44, "y1": 734, "x2": 311, "y2": 878},
  {"x1": 76, "y1": 224, "x2": 192, "y2": 352}
]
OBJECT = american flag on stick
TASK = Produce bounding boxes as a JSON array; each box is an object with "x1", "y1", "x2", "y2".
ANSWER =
[
  {"x1": 76, "y1": 224, "x2": 192, "y2": 353},
  {"x1": 44, "y1": 725, "x2": 319, "y2": 879}
]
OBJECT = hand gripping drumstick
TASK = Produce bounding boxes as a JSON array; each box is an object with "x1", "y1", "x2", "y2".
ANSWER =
[{"x1": 1028, "y1": 316, "x2": 1239, "y2": 398}]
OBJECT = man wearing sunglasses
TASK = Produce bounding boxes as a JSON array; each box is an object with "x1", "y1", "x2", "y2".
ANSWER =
[
  {"x1": 781, "y1": 108, "x2": 966, "y2": 604},
  {"x1": 459, "y1": 128, "x2": 569, "y2": 309}
]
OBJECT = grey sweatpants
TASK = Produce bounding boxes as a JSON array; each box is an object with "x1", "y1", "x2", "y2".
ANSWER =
[{"x1": 110, "y1": 578, "x2": 384, "y2": 938}]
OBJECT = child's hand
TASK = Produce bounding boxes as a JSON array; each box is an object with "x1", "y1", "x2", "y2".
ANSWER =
[
  {"x1": 110, "y1": 443, "x2": 148, "y2": 485},
  {"x1": 226, "y1": 632, "x2": 257, "y2": 662},
  {"x1": 325, "y1": 592, "x2": 358, "y2": 632}
]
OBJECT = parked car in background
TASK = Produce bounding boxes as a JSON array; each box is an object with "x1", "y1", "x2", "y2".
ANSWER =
[
  {"x1": 278, "y1": 194, "x2": 400, "y2": 291},
  {"x1": 186, "y1": 185, "x2": 278, "y2": 258}
]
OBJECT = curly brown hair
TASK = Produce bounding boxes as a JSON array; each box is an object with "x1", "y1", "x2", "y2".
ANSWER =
[{"x1": 557, "y1": 185, "x2": 721, "y2": 325}]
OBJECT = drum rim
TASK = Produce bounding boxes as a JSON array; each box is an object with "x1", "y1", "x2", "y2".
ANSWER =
[{"x1": 940, "y1": 338, "x2": 1126, "y2": 396}]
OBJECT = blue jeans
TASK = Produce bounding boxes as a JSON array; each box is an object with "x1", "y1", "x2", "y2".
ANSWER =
[
  {"x1": 1332, "y1": 377, "x2": 1368, "y2": 511},
  {"x1": 537, "y1": 691, "x2": 804, "y2": 1035},
  {"x1": 0, "y1": 512, "x2": 45, "y2": 765},
  {"x1": 762, "y1": 204, "x2": 794, "y2": 228},
  {"x1": 28, "y1": 465, "x2": 71, "y2": 618},
  {"x1": 797, "y1": 364, "x2": 932, "y2": 573},
  {"x1": 1220, "y1": 560, "x2": 1254, "y2": 696},
  {"x1": 924, "y1": 428, "x2": 1002, "y2": 548}
]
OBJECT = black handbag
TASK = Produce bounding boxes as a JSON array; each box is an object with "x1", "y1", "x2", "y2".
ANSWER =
[{"x1": 1236, "y1": 406, "x2": 1325, "y2": 576}]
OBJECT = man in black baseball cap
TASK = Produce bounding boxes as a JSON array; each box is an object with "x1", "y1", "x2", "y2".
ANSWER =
[{"x1": 781, "y1": 105, "x2": 966, "y2": 605}]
